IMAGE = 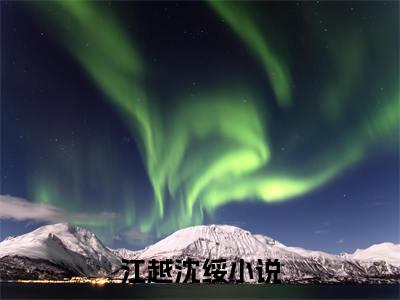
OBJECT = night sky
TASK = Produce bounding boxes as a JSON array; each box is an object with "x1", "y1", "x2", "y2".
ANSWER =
[{"x1": 1, "y1": 1, "x2": 399, "y2": 253}]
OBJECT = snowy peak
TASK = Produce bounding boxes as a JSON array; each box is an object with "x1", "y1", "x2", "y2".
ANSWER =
[
  {"x1": 0, "y1": 223, "x2": 120, "y2": 276},
  {"x1": 350, "y1": 242, "x2": 400, "y2": 266},
  {"x1": 110, "y1": 247, "x2": 138, "y2": 260},
  {"x1": 253, "y1": 234, "x2": 285, "y2": 247},
  {"x1": 1, "y1": 223, "x2": 399, "y2": 282},
  {"x1": 134, "y1": 224, "x2": 298, "y2": 260},
  {"x1": 140, "y1": 224, "x2": 262, "y2": 257},
  {"x1": 2, "y1": 236, "x2": 16, "y2": 242},
  {"x1": 109, "y1": 224, "x2": 400, "y2": 283}
]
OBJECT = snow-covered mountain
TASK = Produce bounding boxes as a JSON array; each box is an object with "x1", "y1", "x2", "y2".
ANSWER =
[
  {"x1": 1, "y1": 223, "x2": 399, "y2": 283},
  {"x1": 110, "y1": 247, "x2": 138, "y2": 260},
  {"x1": 344, "y1": 242, "x2": 400, "y2": 266},
  {"x1": 111, "y1": 225, "x2": 400, "y2": 283},
  {"x1": 0, "y1": 223, "x2": 120, "y2": 279},
  {"x1": 124, "y1": 225, "x2": 298, "y2": 260}
]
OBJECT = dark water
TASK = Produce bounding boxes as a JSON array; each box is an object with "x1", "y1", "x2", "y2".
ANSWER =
[{"x1": 1, "y1": 283, "x2": 399, "y2": 300}]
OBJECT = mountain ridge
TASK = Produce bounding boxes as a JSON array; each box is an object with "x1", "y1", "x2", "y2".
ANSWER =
[
  {"x1": 0, "y1": 223, "x2": 120, "y2": 278},
  {"x1": 1, "y1": 223, "x2": 399, "y2": 283}
]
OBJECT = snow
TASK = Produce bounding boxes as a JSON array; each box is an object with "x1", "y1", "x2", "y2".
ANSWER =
[
  {"x1": 110, "y1": 247, "x2": 138, "y2": 260},
  {"x1": 1, "y1": 223, "x2": 399, "y2": 281},
  {"x1": 109, "y1": 224, "x2": 399, "y2": 267},
  {"x1": 283, "y1": 246, "x2": 339, "y2": 260},
  {"x1": 0, "y1": 223, "x2": 121, "y2": 276},
  {"x1": 349, "y1": 242, "x2": 400, "y2": 266},
  {"x1": 133, "y1": 224, "x2": 299, "y2": 260},
  {"x1": 110, "y1": 224, "x2": 400, "y2": 283}
]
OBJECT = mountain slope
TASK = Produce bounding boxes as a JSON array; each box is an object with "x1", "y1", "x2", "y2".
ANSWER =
[
  {"x1": 112, "y1": 224, "x2": 400, "y2": 283},
  {"x1": 0, "y1": 223, "x2": 120, "y2": 278},
  {"x1": 133, "y1": 224, "x2": 299, "y2": 260},
  {"x1": 1, "y1": 223, "x2": 399, "y2": 283},
  {"x1": 348, "y1": 242, "x2": 400, "y2": 266}
]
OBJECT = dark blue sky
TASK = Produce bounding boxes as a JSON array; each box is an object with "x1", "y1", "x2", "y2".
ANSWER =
[{"x1": 1, "y1": 1, "x2": 398, "y2": 254}]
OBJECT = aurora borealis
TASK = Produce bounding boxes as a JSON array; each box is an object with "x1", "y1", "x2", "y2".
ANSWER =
[{"x1": 2, "y1": 1, "x2": 399, "y2": 252}]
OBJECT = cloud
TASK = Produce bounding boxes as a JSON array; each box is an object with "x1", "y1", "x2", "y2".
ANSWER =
[
  {"x1": 112, "y1": 235, "x2": 122, "y2": 241},
  {"x1": 112, "y1": 230, "x2": 147, "y2": 244},
  {"x1": 313, "y1": 229, "x2": 330, "y2": 235},
  {"x1": 337, "y1": 239, "x2": 344, "y2": 244},
  {"x1": 0, "y1": 195, "x2": 117, "y2": 224},
  {"x1": 0, "y1": 195, "x2": 64, "y2": 222},
  {"x1": 121, "y1": 229, "x2": 146, "y2": 239}
]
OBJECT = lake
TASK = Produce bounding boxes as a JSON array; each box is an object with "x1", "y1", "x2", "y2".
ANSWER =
[{"x1": 1, "y1": 283, "x2": 398, "y2": 299}]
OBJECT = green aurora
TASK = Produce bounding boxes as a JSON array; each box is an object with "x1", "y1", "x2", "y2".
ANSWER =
[{"x1": 28, "y1": 1, "x2": 398, "y2": 242}]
